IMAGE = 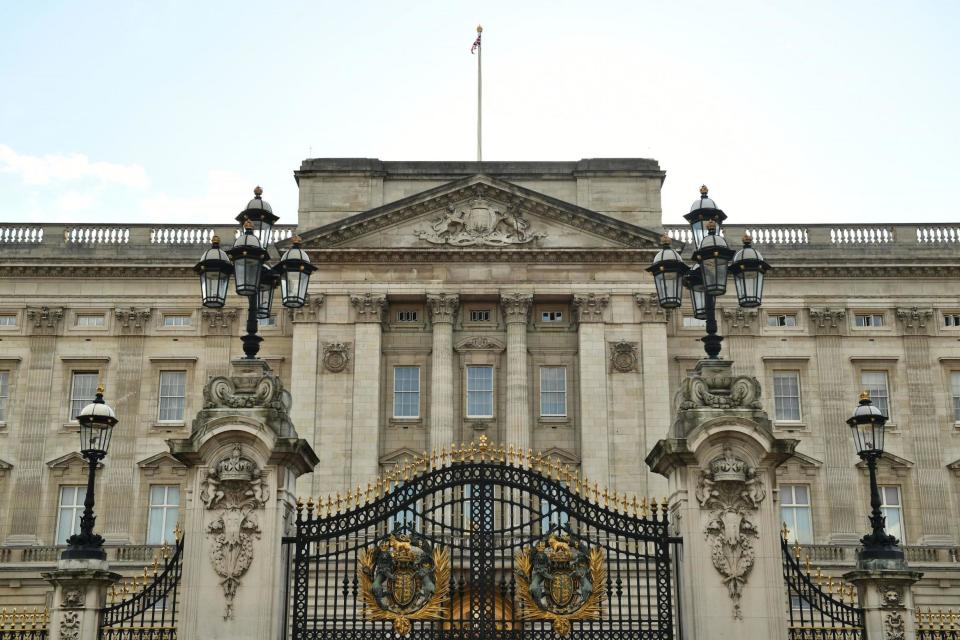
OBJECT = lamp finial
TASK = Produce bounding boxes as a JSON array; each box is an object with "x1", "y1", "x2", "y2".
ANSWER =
[
  {"x1": 477, "y1": 24, "x2": 483, "y2": 33},
  {"x1": 291, "y1": 235, "x2": 303, "y2": 246},
  {"x1": 742, "y1": 234, "x2": 752, "y2": 245},
  {"x1": 96, "y1": 383, "x2": 105, "y2": 395},
  {"x1": 700, "y1": 184, "x2": 709, "y2": 196},
  {"x1": 253, "y1": 185, "x2": 263, "y2": 198},
  {"x1": 705, "y1": 220, "x2": 717, "y2": 233},
  {"x1": 859, "y1": 390, "x2": 870, "y2": 402},
  {"x1": 211, "y1": 235, "x2": 221, "y2": 245},
  {"x1": 659, "y1": 234, "x2": 672, "y2": 247},
  {"x1": 243, "y1": 220, "x2": 254, "y2": 231}
]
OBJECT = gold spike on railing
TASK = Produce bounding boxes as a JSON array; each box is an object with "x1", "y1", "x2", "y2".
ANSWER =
[
  {"x1": 661, "y1": 497, "x2": 669, "y2": 515},
  {"x1": 650, "y1": 496, "x2": 658, "y2": 514},
  {"x1": 174, "y1": 522, "x2": 183, "y2": 542},
  {"x1": 640, "y1": 497, "x2": 648, "y2": 518},
  {"x1": 305, "y1": 496, "x2": 314, "y2": 517}
]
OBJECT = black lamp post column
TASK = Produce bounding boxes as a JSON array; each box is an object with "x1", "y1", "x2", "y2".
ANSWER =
[
  {"x1": 241, "y1": 294, "x2": 263, "y2": 359},
  {"x1": 702, "y1": 292, "x2": 722, "y2": 359},
  {"x1": 63, "y1": 452, "x2": 106, "y2": 560}
]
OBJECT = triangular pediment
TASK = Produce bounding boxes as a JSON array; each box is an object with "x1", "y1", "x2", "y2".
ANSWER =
[
  {"x1": 47, "y1": 452, "x2": 102, "y2": 471},
  {"x1": 297, "y1": 175, "x2": 664, "y2": 253},
  {"x1": 137, "y1": 452, "x2": 187, "y2": 470},
  {"x1": 855, "y1": 452, "x2": 913, "y2": 477}
]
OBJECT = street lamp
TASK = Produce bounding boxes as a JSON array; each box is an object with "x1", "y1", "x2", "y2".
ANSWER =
[
  {"x1": 649, "y1": 186, "x2": 772, "y2": 359},
  {"x1": 847, "y1": 390, "x2": 903, "y2": 562},
  {"x1": 194, "y1": 187, "x2": 317, "y2": 359},
  {"x1": 61, "y1": 384, "x2": 117, "y2": 561}
]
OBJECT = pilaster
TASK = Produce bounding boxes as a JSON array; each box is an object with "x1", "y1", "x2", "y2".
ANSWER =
[
  {"x1": 573, "y1": 293, "x2": 610, "y2": 484},
  {"x1": 845, "y1": 567, "x2": 922, "y2": 640},
  {"x1": 350, "y1": 293, "x2": 386, "y2": 486},
  {"x1": 427, "y1": 294, "x2": 459, "y2": 450},
  {"x1": 43, "y1": 559, "x2": 120, "y2": 640},
  {"x1": 500, "y1": 293, "x2": 532, "y2": 452}
]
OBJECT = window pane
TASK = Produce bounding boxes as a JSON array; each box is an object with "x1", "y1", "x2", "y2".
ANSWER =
[
  {"x1": 861, "y1": 371, "x2": 890, "y2": 417},
  {"x1": 467, "y1": 366, "x2": 493, "y2": 417},
  {"x1": 56, "y1": 486, "x2": 86, "y2": 545},
  {"x1": 952, "y1": 372, "x2": 960, "y2": 421},
  {"x1": 540, "y1": 367, "x2": 566, "y2": 417},
  {"x1": 158, "y1": 371, "x2": 187, "y2": 421},
  {"x1": 70, "y1": 372, "x2": 99, "y2": 420},
  {"x1": 773, "y1": 371, "x2": 801, "y2": 421},
  {"x1": 147, "y1": 485, "x2": 180, "y2": 544},
  {"x1": 0, "y1": 371, "x2": 7, "y2": 422},
  {"x1": 879, "y1": 485, "x2": 903, "y2": 542},
  {"x1": 393, "y1": 367, "x2": 420, "y2": 418}
]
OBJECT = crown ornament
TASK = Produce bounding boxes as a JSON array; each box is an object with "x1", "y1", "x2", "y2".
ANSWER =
[
  {"x1": 709, "y1": 445, "x2": 747, "y2": 482},
  {"x1": 217, "y1": 445, "x2": 254, "y2": 482}
]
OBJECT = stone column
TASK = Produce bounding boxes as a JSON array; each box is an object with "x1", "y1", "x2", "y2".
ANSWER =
[
  {"x1": 349, "y1": 293, "x2": 386, "y2": 487},
  {"x1": 647, "y1": 358, "x2": 798, "y2": 640},
  {"x1": 427, "y1": 294, "x2": 459, "y2": 450},
  {"x1": 637, "y1": 293, "x2": 671, "y2": 496},
  {"x1": 287, "y1": 295, "x2": 324, "y2": 496},
  {"x1": 43, "y1": 558, "x2": 120, "y2": 640},
  {"x1": 573, "y1": 293, "x2": 610, "y2": 484},
  {"x1": 169, "y1": 359, "x2": 318, "y2": 640},
  {"x1": 500, "y1": 293, "x2": 532, "y2": 452},
  {"x1": 845, "y1": 566, "x2": 922, "y2": 640},
  {"x1": 808, "y1": 307, "x2": 860, "y2": 542}
]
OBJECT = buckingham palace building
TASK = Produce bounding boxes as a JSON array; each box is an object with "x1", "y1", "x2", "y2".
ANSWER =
[{"x1": 0, "y1": 157, "x2": 959, "y2": 618}]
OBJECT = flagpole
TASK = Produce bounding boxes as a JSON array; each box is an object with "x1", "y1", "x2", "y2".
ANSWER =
[{"x1": 476, "y1": 25, "x2": 482, "y2": 162}]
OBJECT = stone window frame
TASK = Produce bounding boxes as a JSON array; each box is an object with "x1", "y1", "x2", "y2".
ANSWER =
[
  {"x1": 850, "y1": 357, "x2": 899, "y2": 428},
  {"x1": 458, "y1": 348, "x2": 500, "y2": 427},
  {"x1": 382, "y1": 347, "x2": 430, "y2": 430},
  {"x1": 387, "y1": 302, "x2": 427, "y2": 332},
  {"x1": 0, "y1": 309, "x2": 21, "y2": 332},
  {"x1": 538, "y1": 366, "x2": 568, "y2": 418},
  {"x1": 67, "y1": 308, "x2": 111, "y2": 334},
  {"x1": 465, "y1": 364, "x2": 495, "y2": 419},
  {"x1": 763, "y1": 309, "x2": 805, "y2": 333},
  {"x1": 145, "y1": 484, "x2": 182, "y2": 545},
  {"x1": 460, "y1": 301, "x2": 499, "y2": 330},
  {"x1": 941, "y1": 310, "x2": 960, "y2": 330},
  {"x1": 392, "y1": 365, "x2": 422, "y2": 420},
  {"x1": 157, "y1": 310, "x2": 197, "y2": 331},
  {"x1": 854, "y1": 453, "x2": 914, "y2": 545},
  {"x1": 47, "y1": 452, "x2": 103, "y2": 546},
  {"x1": 937, "y1": 358, "x2": 960, "y2": 428},
  {"x1": 0, "y1": 357, "x2": 20, "y2": 430},
  {"x1": 774, "y1": 453, "x2": 822, "y2": 544},
  {"x1": 532, "y1": 350, "x2": 579, "y2": 430},
  {"x1": 849, "y1": 310, "x2": 892, "y2": 333},
  {"x1": 147, "y1": 357, "x2": 198, "y2": 430},
  {"x1": 137, "y1": 453, "x2": 187, "y2": 545},
  {"x1": 532, "y1": 302, "x2": 571, "y2": 331},
  {"x1": 877, "y1": 484, "x2": 906, "y2": 544},
  {"x1": 762, "y1": 357, "x2": 810, "y2": 431},
  {"x1": 58, "y1": 358, "x2": 109, "y2": 430},
  {"x1": 779, "y1": 483, "x2": 814, "y2": 544}
]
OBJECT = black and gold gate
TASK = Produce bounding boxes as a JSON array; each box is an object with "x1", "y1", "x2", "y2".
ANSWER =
[{"x1": 284, "y1": 438, "x2": 679, "y2": 639}]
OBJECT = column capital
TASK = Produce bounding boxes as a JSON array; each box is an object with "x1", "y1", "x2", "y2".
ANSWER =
[
  {"x1": 25, "y1": 305, "x2": 64, "y2": 335},
  {"x1": 113, "y1": 307, "x2": 152, "y2": 334},
  {"x1": 573, "y1": 293, "x2": 609, "y2": 324},
  {"x1": 635, "y1": 292, "x2": 669, "y2": 323},
  {"x1": 426, "y1": 293, "x2": 460, "y2": 325},
  {"x1": 350, "y1": 292, "x2": 387, "y2": 323},
  {"x1": 895, "y1": 306, "x2": 934, "y2": 335},
  {"x1": 807, "y1": 307, "x2": 846, "y2": 335},
  {"x1": 500, "y1": 292, "x2": 533, "y2": 325},
  {"x1": 287, "y1": 294, "x2": 324, "y2": 323}
]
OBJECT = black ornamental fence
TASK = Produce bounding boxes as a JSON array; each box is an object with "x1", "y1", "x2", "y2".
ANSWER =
[
  {"x1": 0, "y1": 609, "x2": 48, "y2": 640},
  {"x1": 918, "y1": 608, "x2": 960, "y2": 639},
  {"x1": 781, "y1": 531, "x2": 865, "y2": 640},
  {"x1": 98, "y1": 531, "x2": 184, "y2": 640},
  {"x1": 283, "y1": 438, "x2": 682, "y2": 639}
]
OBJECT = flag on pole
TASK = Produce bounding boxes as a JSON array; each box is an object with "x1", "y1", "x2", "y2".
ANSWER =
[{"x1": 471, "y1": 27, "x2": 482, "y2": 53}]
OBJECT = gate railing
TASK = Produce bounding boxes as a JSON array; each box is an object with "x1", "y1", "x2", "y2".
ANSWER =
[
  {"x1": 918, "y1": 608, "x2": 960, "y2": 639},
  {"x1": 781, "y1": 529, "x2": 865, "y2": 640},
  {"x1": 98, "y1": 529, "x2": 184, "y2": 640},
  {"x1": 0, "y1": 609, "x2": 48, "y2": 640}
]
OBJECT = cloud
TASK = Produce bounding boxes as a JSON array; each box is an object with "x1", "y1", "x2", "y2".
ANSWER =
[
  {"x1": 0, "y1": 144, "x2": 150, "y2": 189},
  {"x1": 56, "y1": 190, "x2": 99, "y2": 212},
  {"x1": 138, "y1": 170, "x2": 252, "y2": 223}
]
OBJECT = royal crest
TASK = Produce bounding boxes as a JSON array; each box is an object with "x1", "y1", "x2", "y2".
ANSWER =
[
  {"x1": 515, "y1": 529, "x2": 606, "y2": 637},
  {"x1": 413, "y1": 197, "x2": 546, "y2": 247},
  {"x1": 357, "y1": 533, "x2": 450, "y2": 636}
]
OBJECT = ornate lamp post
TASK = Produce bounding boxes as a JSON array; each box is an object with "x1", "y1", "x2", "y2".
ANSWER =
[
  {"x1": 61, "y1": 384, "x2": 117, "y2": 560},
  {"x1": 847, "y1": 391, "x2": 904, "y2": 562},
  {"x1": 647, "y1": 186, "x2": 771, "y2": 359},
  {"x1": 194, "y1": 187, "x2": 318, "y2": 359}
]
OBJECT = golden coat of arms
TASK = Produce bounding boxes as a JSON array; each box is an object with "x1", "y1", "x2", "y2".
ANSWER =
[
  {"x1": 357, "y1": 534, "x2": 450, "y2": 636},
  {"x1": 515, "y1": 530, "x2": 606, "y2": 637}
]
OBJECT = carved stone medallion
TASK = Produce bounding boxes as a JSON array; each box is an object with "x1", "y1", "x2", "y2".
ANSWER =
[
  {"x1": 61, "y1": 589, "x2": 85, "y2": 608},
  {"x1": 609, "y1": 340, "x2": 638, "y2": 373},
  {"x1": 515, "y1": 529, "x2": 606, "y2": 637},
  {"x1": 200, "y1": 445, "x2": 268, "y2": 619},
  {"x1": 321, "y1": 342, "x2": 351, "y2": 373},
  {"x1": 357, "y1": 533, "x2": 450, "y2": 636},
  {"x1": 414, "y1": 197, "x2": 546, "y2": 247},
  {"x1": 695, "y1": 445, "x2": 766, "y2": 619}
]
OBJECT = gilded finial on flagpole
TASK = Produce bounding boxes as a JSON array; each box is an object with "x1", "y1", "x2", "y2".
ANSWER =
[{"x1": 477, "y1": 24, "x2": 483, "y2": 33}]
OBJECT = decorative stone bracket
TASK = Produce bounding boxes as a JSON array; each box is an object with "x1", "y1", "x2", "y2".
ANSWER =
[{"x1": 675, "y1": 359, "x2": 762, "y2": 411}]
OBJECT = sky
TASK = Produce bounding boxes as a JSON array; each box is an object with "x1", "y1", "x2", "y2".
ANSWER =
[{"x1": 1, "y1": 0, "x2": 957, "y2": 227}]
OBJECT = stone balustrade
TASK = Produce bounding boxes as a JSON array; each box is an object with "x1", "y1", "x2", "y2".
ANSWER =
[
  {"x1": 663, "y1": 223, "x2": 960, "y2": 247},
  {"x1": 0, "y1": 223, "x2": 297, "y2": 247},
  {"x1": 796, "y1": 543, "x2": 960, "y2": 566},
  {"x1": 0, "y1": 544, "x2": 169, "y2": 565}
]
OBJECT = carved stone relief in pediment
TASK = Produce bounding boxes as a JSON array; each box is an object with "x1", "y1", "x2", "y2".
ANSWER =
[{"x1": 414, "y1": 197, "x2": 547, "y2": 247}]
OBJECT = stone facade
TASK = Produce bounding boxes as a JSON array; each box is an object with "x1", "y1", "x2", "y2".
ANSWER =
[{"x1": 0, "y1": 159, "x2": 959, "y2": 613}]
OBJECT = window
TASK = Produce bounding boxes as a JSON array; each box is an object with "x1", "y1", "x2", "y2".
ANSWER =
[
  {"x1": 147, "y1": 485, "x2": 181, "y2": 544},
  {"x1": 861, "y1": 371, "x2": 890, "y2": 418},
  {"x1": 539, "y1": 367, "x2": 567, "y2": 417},
  {"x1": 393, "y1": 367, "x2": 420, "y2": 418},
  {"x1": 162, "y1": 314, "x2": 192, "y2": 327},
  {"x1": 682, "y1": 316, "x2": 706, "y2": 328},
  {"x1": 389, "y1": 482, "x2": 418, "y2": 532},
  {"x1": 952, "y1": 372, "x2": 960, "y2": 422},
  {"x1": 945, "y1": 313, "x2": 960, "y2": 327},
  {"x1": 469, "y1": 309, "x2": 491, "y2": 322},
  {"x1": 541, "y1": 310, "x2": 564, "y2": 322},
  {"x1": 69, "y1": 372, "x2": 99, "y2": 420},
  {"x1": 773, "y1": 371, "x2": 802, "y2": 422},
  {"x1": 258, "y1": 315, "x2": 277, "y2": 327},
  {"x1": 76, "y1": 314, "x2": 105, "y2": 327},
  {"x1": 461, "y1": 484, "x2": 476, "y2": 531},
  {"x1": 0, "y1": 371, "x2": 7, "y2": 422},
  {"x1": 56, "y1": 486, "x2": 86, "y2": 545},
  {"x1": 540, "y1": 486, "x2": 570, "y2": 534},
  {"x1": 767, "y1": 314, "x2": 797, "y2": 327},
  {"x1": 158, "y1": 371, "x2": 187, "y2": 422},
  {"x1": 396, "y1": 310, "x2": 418, "y2": 322},
  {"x1": 780, "y1": 484, "x2": 813, "y2": 544},
  {"x1": 466, "y1": 366, "x2": 494, "y2": 418},
  {"x1": 0, "y1": 315, "x2": 16, "y2": 326},
  {"x1": 879, "y1": 485, "x2": 904, "y2": 542},
  {"x1": 855, "y1": 314, "x2": 884, "y2": 327}
]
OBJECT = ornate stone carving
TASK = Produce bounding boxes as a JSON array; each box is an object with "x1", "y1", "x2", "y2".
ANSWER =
[
  {"x1": 721, "y1": 308, "x2": 758, "y2": 331},
  {"x1": 114, "y1": 306, "x2": 152, "y2": 331},
  {"x1": 203, "y1": 367, "x2": 291, "y2": 414},
  {"x1": 635, "y1": 292, "x2": 668, "y2": 322},
  {"x1": 454, "y1": 336, "x2": 506, "y2": 352},
  {"x1": 61, "y1": 589, "x2": 85, "y2": 608},
  {"x1": 60, "y1": 610, "x2": 81, "y2": 640},
  {"x1": 287, "y1": 294, "x2": 324, "y2": 322},
  {"x1": 201, "y1": 445, "x2": 268, "y2": 619},
  {"x1": 896, "y1": 306, "x2": 933, "y2": 330},
  {"x1": 573, "y1": 294, "x2": 609, "y2": 324},
  {"x1": 808, "y1": 307, "x2": 846, "y2": 330},
  {"x1": 26, "y1": 305, "x2": 63, "y2": 329},
  {"x1": 884, "y1": 611, "x2": 905, "y2": 640},
  {"x1": 413, "y1": 197, "x2": 546, "y2": 247},
  {"x1": 675, "y1": 364, "x2": 763, "y2": 411},
  {"x1": 695, "y1": 445, "x2": 766, "y2": 619},
  {"x1": 881, "y1": 584, "x2": 904, "y2": 607},
  {"x1": 321, "y1": 342, "x2": 351, "y2": 373},
  {"x1": 350, "y1": 293, "x2": 387, "y2": 323},
  {"x1": 500, "y1": 293, "x2": 533, "y2": 325},
  {"x1": 201, "y1": 308, "x2": 239, "y2": 330},
  {"x1": 426, "y1": 294, "x2": 459, "y2": 324},
  {"x1": 609, "y1": 340, "x2": 638, "y2": 373}
]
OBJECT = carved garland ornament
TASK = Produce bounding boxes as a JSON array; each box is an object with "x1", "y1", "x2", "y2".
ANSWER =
[
  {"x1": 321, "y1": 342, "x2": 351, "y2": 373},
  {"x1": 414, "y1": 197, "x2": 546, "y2": 247},
  {"x1": 59, "y1": 611, "x2": 81, "y2": 640},
  {"x1": 609, "y1": 340, "x2": 638, "y2": 373},
  {"x1": 200, "y1": 445, "x2": 268, "y2": 619},
  {"x1": 884, "y1": 611, "x2": 905, "y2": 640},
  {"x1": 514, "y1": 530, "x2": 606, "y2": 637},
  {"x1": 695, "y1": 445, "x2": 766, "y2": 619},
  {"x1": 357, "y1": 533, "x2": 450, "y2": 637}
]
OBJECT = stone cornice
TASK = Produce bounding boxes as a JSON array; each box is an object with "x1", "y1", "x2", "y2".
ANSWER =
[{"x1": 426, "y1": 293, "x2": 459, "y2": 324}]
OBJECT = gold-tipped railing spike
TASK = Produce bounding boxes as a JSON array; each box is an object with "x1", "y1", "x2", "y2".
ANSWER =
[
  {"x1": 325, "y1": 495, "x2": 334, "y2": 516},
  {"x1": 650, "y1": 496, "x2": 658, "y2": 515},
  {"x1": 661, "y1": 497, "x2": 669, "y2": 516},
  {"x1": 640, "y1": 497, "x2": 649, "y2": 518},
  {"x1": 630, "y1": 495, "x2": 639, "y2": 517},
  {"x1": 365, "y1": 482, "x2": 374, "y2": 504},
  {"x1": 174, "y1": 521, "x2": 183, "y2": 542},
  {"x1": 781, "y1": 522, "x2": 790, "y2": 540}
]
